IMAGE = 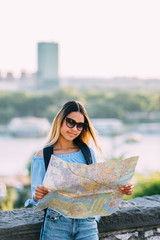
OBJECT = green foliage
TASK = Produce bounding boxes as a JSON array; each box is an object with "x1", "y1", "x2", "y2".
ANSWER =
[
  {"x1": 0, "y1": 187, "x2": 17, "y2": 210},
  {"x1": 0, "y1": 185, "x2": 32, "y2": 210},
  {"x1": 26, "y1": 158, "x2": 32, "y2": 177},
  {"x1": 13, "y1": 185, "x2": 31, "y2": 209},
  {"x1": 0, "y1": 88, "x2": 160, "y2": 124},
  {"x1": 0, "y1": 153, "x2": 33, "y2": 210},
  {"x1": 124, "y1": 172, "x2": 160, "y2": 200}
]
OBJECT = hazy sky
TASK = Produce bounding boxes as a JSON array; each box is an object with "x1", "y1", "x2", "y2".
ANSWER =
[{"x1": 0, "y1": 0, "x2": 160, "y2": 78}]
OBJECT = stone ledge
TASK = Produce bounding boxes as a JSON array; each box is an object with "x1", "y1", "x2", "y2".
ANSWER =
[
  {"x1": 98, "y1": 195, "x2": 160, "y2": 233},
  {"x1": 0, "y1": 195, "x2": 160, "y2": 240}
]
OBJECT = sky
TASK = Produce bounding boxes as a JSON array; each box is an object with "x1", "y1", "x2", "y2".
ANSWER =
[{"x1": 0, "y1": 0, "x2": 160, "y2": 78}]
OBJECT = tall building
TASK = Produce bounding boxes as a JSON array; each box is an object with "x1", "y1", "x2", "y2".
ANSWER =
[{"x1": 37, "y1": 42, "x2": 59, "y2": 88}]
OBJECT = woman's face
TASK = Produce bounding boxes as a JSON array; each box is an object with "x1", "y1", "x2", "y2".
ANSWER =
[{"x1": 60, "y1": 111, "x2": 85, "y2": 141}]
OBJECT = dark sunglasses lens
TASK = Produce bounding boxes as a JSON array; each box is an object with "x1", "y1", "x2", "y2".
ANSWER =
[
  {"x1": 77, "y1": 123, "x2": 84, "y2": 130},
  {"x1": 66, "y1": 118, "x2": 75, "y2": 128}
]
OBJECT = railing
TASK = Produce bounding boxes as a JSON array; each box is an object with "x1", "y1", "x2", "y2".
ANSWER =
[{"x1": 0, "y1": 195, "x2": 160, "y2": 240}]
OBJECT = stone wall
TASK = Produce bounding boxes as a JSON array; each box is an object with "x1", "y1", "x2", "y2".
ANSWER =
[
  {"x1": 99, "y1": 227, "x2": 160, "y2": 239},
  {"x1": 0, "y1": 195, "x2": 160, "y2": 240}
]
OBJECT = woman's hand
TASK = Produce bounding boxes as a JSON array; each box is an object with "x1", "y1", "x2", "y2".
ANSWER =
[
  {"x1": 120, "y1": 182, "x2": 134, "y2": 195},
  {"x1": 34, "y1": 185, "x2": 51, "y2": 202}
]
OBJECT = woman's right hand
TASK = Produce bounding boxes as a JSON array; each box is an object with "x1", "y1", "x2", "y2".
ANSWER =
[{"x1": 34, "y1": 185, "x2": 51, "y2": 202}]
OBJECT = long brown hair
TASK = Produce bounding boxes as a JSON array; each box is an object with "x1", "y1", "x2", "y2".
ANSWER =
[{"x1": 46, "y1": 100, "x2": 101, "y2": 151}]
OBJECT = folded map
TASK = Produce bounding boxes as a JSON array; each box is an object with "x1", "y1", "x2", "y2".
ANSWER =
[{"x1": 34, "y1": 155, "x2": 139, "y2": 218}]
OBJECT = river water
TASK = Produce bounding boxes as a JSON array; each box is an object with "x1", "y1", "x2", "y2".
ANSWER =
[{"x1": 0, "y1": 123, "x2": 159, "y2": 176}]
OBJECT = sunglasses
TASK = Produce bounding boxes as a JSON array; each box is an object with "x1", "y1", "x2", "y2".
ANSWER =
[{"x1": 65, "y1": 117, "x2": 87, "y2": 131}]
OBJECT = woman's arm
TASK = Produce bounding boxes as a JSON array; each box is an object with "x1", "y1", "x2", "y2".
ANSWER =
[
  {"x1": 24, "y1": 150, "x2": 50, "y2": 207},
  {"x1": 32, "y1": 150, "x2": 51, "y2": 202}
]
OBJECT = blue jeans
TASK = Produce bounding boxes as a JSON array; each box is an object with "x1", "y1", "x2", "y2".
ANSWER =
[{"x1": 40, "y1": 208, "x2": 99, "y2": 240}]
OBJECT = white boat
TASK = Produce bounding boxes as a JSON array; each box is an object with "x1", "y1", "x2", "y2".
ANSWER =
[
  {"x1": 8, "y1": 117, "x2": 51, "y2": 137},
  {"x1": 91, "y1": 118, "x2": 124, "y2": 136},
  {"x1": 125, "y1": 133, "x2": 142, "y2": 143}
]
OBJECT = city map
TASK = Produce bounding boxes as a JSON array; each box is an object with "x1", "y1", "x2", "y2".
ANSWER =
[{"x1": 35, "y1": 155, "x2": 139, "y2": 218}]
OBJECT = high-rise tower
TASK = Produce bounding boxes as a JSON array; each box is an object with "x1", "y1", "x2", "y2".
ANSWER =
[{"x1": 37, "y1": 42, "x2": 59, "y2": 88}]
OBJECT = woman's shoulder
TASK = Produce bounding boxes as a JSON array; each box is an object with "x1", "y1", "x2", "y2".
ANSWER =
[
  {"x1": 31, "y1": 149, "x2": 45, "y2": 172},
  {"x1": 33, "y1": 149, "x2": 43, "y2": 158},
  {"x1": 32, "y1": 149, "x2": 45, "y2": 168}
]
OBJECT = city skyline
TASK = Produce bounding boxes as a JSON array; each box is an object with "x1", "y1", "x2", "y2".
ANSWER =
[{"x1": 0, "y1": 0, "x2": 160, "y2": 79}]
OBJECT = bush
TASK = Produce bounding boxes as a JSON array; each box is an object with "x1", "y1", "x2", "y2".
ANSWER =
[
  {"x1": 124, "y1": 172, "x2": 160, "y2": 200},
  {"x1": 13, "y1": 185, "x2": 31, "y2": 209},
  {"x1": 0, "y1": 187, "x2": 17, "y2": 210}
]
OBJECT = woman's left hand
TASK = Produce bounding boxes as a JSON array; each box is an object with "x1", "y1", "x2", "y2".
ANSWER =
[{"x1": 120, "y1": 182, "x2": 134, "y2": 195}]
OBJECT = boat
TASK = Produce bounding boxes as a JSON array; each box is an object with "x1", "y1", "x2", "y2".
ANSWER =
[
  {"x1": 91, "y1": 118, "x2": 124, "y2": 136},
  {"x1": 125, "y1": 133, "x2": 142, "y2": 143},
  {"x1": 8, "y1": 117, "x2": 51, "y2": 137}
]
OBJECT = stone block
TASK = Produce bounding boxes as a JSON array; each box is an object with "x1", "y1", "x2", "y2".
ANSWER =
[
  {"x1": 144, "y1": 230, "x2": 154, "y2": 238},
  {"x1": 156, "y1": 228, "x2": 160, "y2": 233},
  {"x1": 115, "y1": 232, "x2": 138, "y2": 240},
  {"x1": 146, "y1": 236, "x2": 160, "y2": 240},
  {"x1": 100, "y1": 237, "x2": 117, "y2": 240}
]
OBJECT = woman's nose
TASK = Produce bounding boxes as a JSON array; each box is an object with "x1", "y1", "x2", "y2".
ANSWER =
[{"x1": 72, "y1": 125, "x2": 78, "y2": 131}]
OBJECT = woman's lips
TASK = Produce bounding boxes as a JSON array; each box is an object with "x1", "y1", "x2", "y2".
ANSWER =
[{"x1": 67, "y1": 132, "x2": 76, "y2": 136}]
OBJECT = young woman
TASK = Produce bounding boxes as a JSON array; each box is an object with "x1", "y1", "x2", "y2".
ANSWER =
[{"x1": 25, "y1": 100, "x2": 134, "y2": 240}]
